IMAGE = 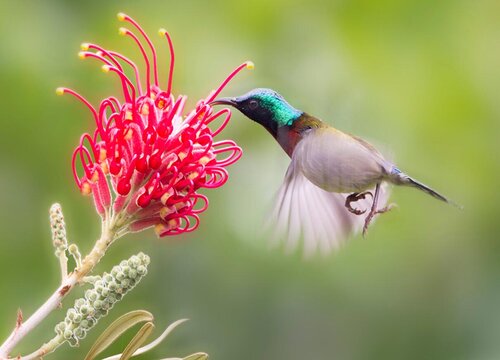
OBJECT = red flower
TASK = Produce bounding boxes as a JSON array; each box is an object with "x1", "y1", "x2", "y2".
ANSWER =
[{"x1": 57, "y1": 13, "x2": 252, "y2": 237}]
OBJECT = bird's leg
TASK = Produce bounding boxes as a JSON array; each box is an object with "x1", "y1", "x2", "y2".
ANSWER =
[
  {"x1": 362, "y1": 183, "x2": 395, "y2": 237},
  {"x1": 345, "y1": 191, "x2": 373, "y2": 215}
]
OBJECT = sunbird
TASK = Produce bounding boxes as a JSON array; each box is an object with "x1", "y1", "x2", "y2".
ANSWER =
[{"x1": 211, "y1": 88, "x2": 456, "y2": 254}]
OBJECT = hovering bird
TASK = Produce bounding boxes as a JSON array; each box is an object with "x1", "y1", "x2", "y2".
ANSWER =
[{"x1": 211, "y1": 88, "x2": 456, "y2": 254}]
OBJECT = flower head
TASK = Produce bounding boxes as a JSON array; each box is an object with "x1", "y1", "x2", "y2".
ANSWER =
[{"x1": 58, "y1": 13, "x2": 252, "y2": 236}]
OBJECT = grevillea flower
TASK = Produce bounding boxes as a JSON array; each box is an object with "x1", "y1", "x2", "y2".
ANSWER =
[{"x1": 57, "y1": 13, "x2": 252, "y2": 236}]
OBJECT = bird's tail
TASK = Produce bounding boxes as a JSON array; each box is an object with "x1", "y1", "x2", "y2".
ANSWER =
[{"x1": 390, "y1": 167, "x2": 461, "y2": 208}]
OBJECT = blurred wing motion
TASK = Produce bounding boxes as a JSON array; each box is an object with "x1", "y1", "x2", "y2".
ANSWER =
[{"x1": 270, "y1": 161, "x2": 391, "y2": 257}]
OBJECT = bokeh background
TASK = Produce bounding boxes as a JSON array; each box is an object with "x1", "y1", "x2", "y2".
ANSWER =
[{"x1": 1, "y1": 0, "x2": 499, "y2": 359}]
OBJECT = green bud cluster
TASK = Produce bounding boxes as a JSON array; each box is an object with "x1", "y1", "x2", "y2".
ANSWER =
[
  {"x1": 55, "y1": 252, "x2": 150, "y2": 346},
  {"x1": 50, "y1": 203, "x2": 67, "y2": 256}
]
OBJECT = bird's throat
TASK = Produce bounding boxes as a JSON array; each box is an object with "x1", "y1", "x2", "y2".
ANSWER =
[
  {"x1": 274, "y1": 114, "x2": 325, "y2": 157},
  {"x1": 275, "y1": 126, "x2": 301, "y2": 157}
]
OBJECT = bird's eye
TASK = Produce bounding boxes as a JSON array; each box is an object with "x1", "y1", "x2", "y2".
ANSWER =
[{"x1": 248, "y1": 100, "x2": 258, "y2": 110}]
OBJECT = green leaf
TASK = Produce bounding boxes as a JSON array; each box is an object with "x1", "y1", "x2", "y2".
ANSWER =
[
  {"x1": 84, "y1": 310, "x2": 154, "y2": 360},
  {"x1": 101, "y1": 318, "x2": 189, "y2": 360},
  {"x1": 183, "y1": 352, "x2": 209, "y2": 360},
  {"x1": 119, "y1": 322, "x2": 155, "y2": 360},
  {"x1": 159, "y1": 352, "x2": 209, "y2": 360}
]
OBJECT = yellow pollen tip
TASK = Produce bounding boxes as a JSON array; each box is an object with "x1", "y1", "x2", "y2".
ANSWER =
[
  {"x1": 55, "y1": 87, "x2": 65, "y2": 96},
  {"x1": 161, "y1": 192, "x2": 171, "y2": 205},
  {"x1": 160, "y1": 206, "x2": 173, "y2": 218},
  {"x1": 154, "y1": 223, "x2": 167, "y2": 236},
  {"x1": 99, "y1": 148, "x2": 107, "y2": 162},
  {"x1": 158, "y1": 28, "x2": 167, "y2": 37},
  {"x1": 81, "y1": 182, "x2": 92, "y2": 196},
  {"x1": 245, "y1": 61, "x2": 255, "y2": 70},
  {"x1": 140, "y1": 104, "x2": 149, "y2": 115},
  {"x1": 124, "y1": 128, "x2": 133, "y2": 140},
  {"x1": 78, "y1": 51, "x2": 86, "y2": 60},
  {"x1": 174, "y1": 202, "x2": 186, "y2": 210},
  {"x1": 117, "y1": 12, "x2": 127, "y2": 21},
  {"x1": 118, "y1": 27, "x2": 127, "y2": 36},
  {"x1": 80, "y1": 43, "x2": 90, "y2": 51},
  {"x1": 101, "y1": 65, "x2": 111, "y2": 73},
  {"x1": 199, "y1": 156, "x2": 211, "y2": 165}
]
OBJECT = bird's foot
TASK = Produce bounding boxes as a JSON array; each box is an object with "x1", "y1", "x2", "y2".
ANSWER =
[
  {"x1": 375, "y1": 203, "x2": 397, "y2": 215},
  {"x1": 362, "y1": 203, "x2": 397, "y2": 237},
  {"x1": 345, "y1": 191, "x2": 373, "y2": 215}
]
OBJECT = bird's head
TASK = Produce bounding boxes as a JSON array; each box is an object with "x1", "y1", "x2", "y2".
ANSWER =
[{"x1": 210, "y1": 88, "x2": 303, "y2": 137}]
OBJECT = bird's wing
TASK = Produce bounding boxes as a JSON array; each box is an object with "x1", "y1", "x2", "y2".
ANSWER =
[{"x1": 270, "y1": 160, "x2": 391, "y2": 257}]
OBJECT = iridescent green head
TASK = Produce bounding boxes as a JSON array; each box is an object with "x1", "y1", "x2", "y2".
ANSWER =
[{"x1": 211, "y1": 88, "x2": 303, "y2": 136}]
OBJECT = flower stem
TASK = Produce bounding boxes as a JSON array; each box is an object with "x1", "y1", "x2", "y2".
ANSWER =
[
  {"x1": 18, "y1": 335, "x2": 64, "y2": 360},
  {"x1": 0, "y1": 221, "x2": 119, "y2": 359}
]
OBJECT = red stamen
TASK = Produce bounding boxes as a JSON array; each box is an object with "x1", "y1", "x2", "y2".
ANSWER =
[
  {"x1": 119, "y1": 13, "x2": 159, "y2": 87},
  {"x1": 91, "y1": 182, "x2": 105, "y2": 215},
  {"x1": 79, "y1": 133, "x2": 99, "y2": 162},
  {"x1": 108, "y1": 50, "x2": 143, "y2": 95},
  {"x1": 79, "y1": 51, "x2": 114, "y2": 67},
  {"x1": 213, "y1": 140, "x2": 242, "y2": 167},
  {"x1": 190, "y1": 194, "x2": 209, "y2": 214},
  {"x1": 94, "y1": 166, "x2": 111, "y2": 209},
  {"x1": 159, "y1": 29, "x2": 175, "y2": 96},
  {"x1": 130, "y1": 217, "x2": 161, "y2": 233},
  {"x1": 206, "y1": 108, "x2": 232, "y2": 137},
  {"x1": 203, "y1": 167, "x2": 229, "y2": 188},
  {"x1": 159, "y1": 214, "x2": 200, "y2": 236},
  {"x1": 119, "y1": 27, "x2": 151, "y2": 96},
  {"x1": 81, "y1": 44, "x2": 124, "y2": 72},
  {"x1": 56, "y1": 88, "x2": 98, "y2": 125},
  {"x1": 205, "y1": 61, "x2": 254, "y2": 103},
  {"x1": 108, "y1": 97, "x2": 122, "y2": 111},
  {"x1": 71, "y1": 144, "x2": 94, "y2": 186},
  {"x1": 80, "y1": 52, "x2": 135, "y2": 102},
  {"x1": 102, "y1": 65, "x2": 135, "y2": 104}
]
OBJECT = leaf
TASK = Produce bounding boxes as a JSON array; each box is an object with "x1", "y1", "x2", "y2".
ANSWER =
[
  {"x1": 119, "y1": 322, "x2": 155, "y2": 360},
  {"x1": 84, "y1": 310, "x2": 154, "y2": 360},
  {"x1": 101, "y1": 318, "x2": 189, "y2": 360},
  {"x1": 159, "y1": 352, "x2": 209, "y2": 360},
  {"x1": 183, "y1": 352, "x2": 209, "y2": 360}
]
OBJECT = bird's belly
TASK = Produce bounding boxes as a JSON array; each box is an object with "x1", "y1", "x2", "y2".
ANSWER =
[
  {"x1": 302, "y1": 160, "x2": 381, "y2": 193},
  {"x1": 297, "y1": 136, "x2": 386, "y2": 193},
  {"x1": 292, "y1": 127, "x2": 391, "y2": 194}
]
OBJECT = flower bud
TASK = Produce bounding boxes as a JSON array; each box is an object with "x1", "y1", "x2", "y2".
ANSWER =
[
  {"x1": 55, "y1": 252, "x2": 150, "y2": 346},
  {"x1": 50, "y1": 203, "x2": 67, "y2": 251},
  {"x1": 63, "y1": 329, "x2": 73, "y2": 340}
]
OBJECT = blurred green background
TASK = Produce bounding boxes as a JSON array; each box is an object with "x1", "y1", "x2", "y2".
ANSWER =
[{"x1": 0, "y1": 0, "x2": 499, "y2": 359}]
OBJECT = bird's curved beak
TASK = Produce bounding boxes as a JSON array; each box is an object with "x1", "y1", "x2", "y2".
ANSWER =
[{"x1": 208, "y1": 97, "x2": 237, "y2": 107}]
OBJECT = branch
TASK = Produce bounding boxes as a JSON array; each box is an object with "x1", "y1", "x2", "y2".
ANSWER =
[{"x1": 0, "y1": 223, "x2": 118, "y2": 359}]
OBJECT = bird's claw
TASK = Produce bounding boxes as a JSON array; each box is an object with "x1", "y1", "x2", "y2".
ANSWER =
[
  {"x1": 345, "y1": 191, "x2": 373, "y2": 215},
  {"x1": 362, "y1": 203, "x2": 397, "y2": 237},
  {"x1": 375, "y1": 203, "x2": 397, "y2": 215}
]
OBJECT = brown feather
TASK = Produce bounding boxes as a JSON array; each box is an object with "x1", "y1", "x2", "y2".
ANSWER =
[{"x1": 276, "y1": 114, "x2": 327, "y2": 156}]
